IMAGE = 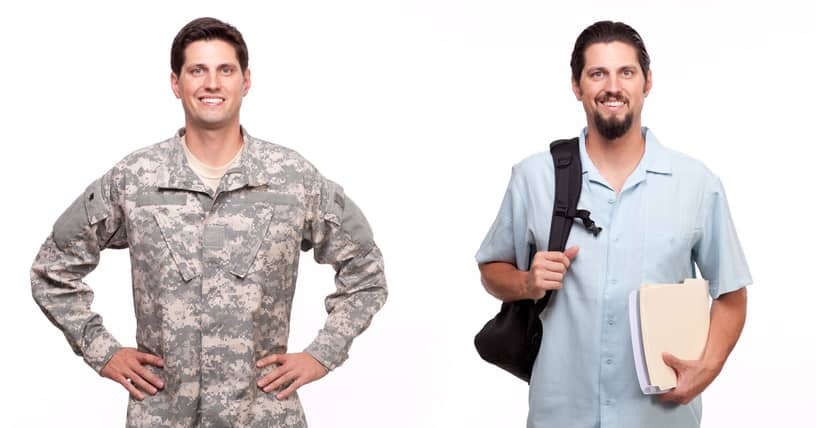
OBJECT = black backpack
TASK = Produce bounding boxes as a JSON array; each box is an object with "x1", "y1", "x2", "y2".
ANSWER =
[{"x1": 474, "y1": 138, "x2": 601, "y2": 382}]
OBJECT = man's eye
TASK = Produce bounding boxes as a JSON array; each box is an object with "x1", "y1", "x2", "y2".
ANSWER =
[
  {"x1": 622, "y1": 69, "x2": 634, "y2": 77},
  {"x1": 190, "y1": 68, "x2": 203, "y2": 75},
  {"x1": 221, "y1": 68, "x2": 233, "y2": 75},
  {"x1": 590, "y1": 71, "x2": 604, "y2": 79}
]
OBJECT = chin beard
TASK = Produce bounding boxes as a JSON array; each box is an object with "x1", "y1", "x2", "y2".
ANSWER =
[{"x1": 593, "y1": 111, "x2": 633, "y2": 140}]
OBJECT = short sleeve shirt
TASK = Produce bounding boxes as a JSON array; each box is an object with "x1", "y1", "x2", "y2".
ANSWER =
[{"x1": 476, "y1": 128, "x2": 752, "y2": 428}]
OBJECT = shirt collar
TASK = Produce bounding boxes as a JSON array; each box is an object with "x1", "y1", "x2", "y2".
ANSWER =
[
  {"x1": 578, "y1": 126, "x2": 672, "y2": 187},
  {"x1": 158, "y1": 126, "x2": 272, "y2": 193}
]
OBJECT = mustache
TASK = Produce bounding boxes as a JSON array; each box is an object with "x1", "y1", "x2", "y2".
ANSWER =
[{"x1": 596, "y1": 92, "x2": 628, "y2": 103}]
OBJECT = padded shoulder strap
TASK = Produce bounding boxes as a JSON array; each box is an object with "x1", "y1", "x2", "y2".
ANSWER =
[
  {"x1": 533, "y1": 138, "x2": 601, "y2": 313},
  {"x1": 547, "y1": 138, "x2": 583, "y2": 252}
]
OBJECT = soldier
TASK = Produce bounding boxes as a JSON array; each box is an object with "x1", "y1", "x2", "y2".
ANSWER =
[{"x1": 30, "y1": 17, "x2": 387, "y2": 427}]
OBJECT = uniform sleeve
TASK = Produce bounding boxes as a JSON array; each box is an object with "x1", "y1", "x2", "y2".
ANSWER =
[
  {"x1": 30, "y1": 169, "x2": 128, "y2": 373},
  {"x1": 693, "y1": 176, "x2": 752, "y2": 298},
  {"x1": 301, "y1": 176, "x2": 387, "y2": 370},
  {"x1": 475, "y1": 166, "x2": 531, "y2": 269}
]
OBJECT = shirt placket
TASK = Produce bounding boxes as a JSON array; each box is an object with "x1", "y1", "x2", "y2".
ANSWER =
[
  {"x1": 599, "y1": 189, "x2": 622, "y2": 428},
  {"x1": 200, "y1": 193, "x2": 229, "y2": 423}
]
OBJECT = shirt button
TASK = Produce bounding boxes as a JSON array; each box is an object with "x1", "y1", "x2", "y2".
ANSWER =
[
  {"x1": 606, "y1": 358, "x2": 613, "y2": 365},
  {"x1": 613, "y1": 236, "x2": 620, "y2": 242},
  {"x1": 608, "y1": 319, "x2": 615, "y2": 326},
  {"x1": 607, "y1": 198, "x2": 616, "y2": 204},
  {"x1": 604, "y1": 400, "x2": 612, "y2": 406},
  {"x1": 610, "y1": 279, "x2": 617, "y2": 284}
]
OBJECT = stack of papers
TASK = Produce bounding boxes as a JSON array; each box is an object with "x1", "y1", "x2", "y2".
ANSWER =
[{"x1": 628, "y1": 278, "x2": 711, "y2": 395}]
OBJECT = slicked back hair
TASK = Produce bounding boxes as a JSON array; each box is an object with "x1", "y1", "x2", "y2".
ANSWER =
[
  {"x1": 570, "y1": 21, "x2": 650, "y2": 84},
  {"x1": 171, "y1": 17, "x2": 248, "y2": 76}
]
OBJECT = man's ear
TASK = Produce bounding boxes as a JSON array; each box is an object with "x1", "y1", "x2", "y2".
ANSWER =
[
  {"x1": 242, "y1": 68, "x2": 252, "y2": 96},
  {"x1": 643, "y1": 69, "x2": 653, "y2": 96},
  {"x1": 571, "y1": 76, "x2": 583, "y2": 101},
  {"x1": 171, "y1": 72, "x2": 181, "y2": 98}
]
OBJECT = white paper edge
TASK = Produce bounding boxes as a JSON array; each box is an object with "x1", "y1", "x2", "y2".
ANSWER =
[{"x1": 629, "y1": 288, "x2": 664, "y2": 395}]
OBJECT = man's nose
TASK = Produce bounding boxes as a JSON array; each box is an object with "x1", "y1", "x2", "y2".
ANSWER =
[
  {"x1": 204, "y1": 71, "x2": 220, "y2": 90},
  {"x1": 604, "y1": 74, "x2": 621, "y2": 93}
]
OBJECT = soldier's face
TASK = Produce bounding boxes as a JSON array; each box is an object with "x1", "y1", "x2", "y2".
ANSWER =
[
  {"x1": 171, "y1": 39, "x2": 251, "y2": 131},
  {"x1": 572, "y1": 41, "x2": 651, "y2": 140}
]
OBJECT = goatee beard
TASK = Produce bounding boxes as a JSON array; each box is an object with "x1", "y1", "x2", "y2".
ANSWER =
[{"x1": 593, "y1": 110, "x2": 633, "y2": 140}]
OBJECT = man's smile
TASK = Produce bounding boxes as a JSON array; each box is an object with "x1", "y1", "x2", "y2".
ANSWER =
[{"x1": 199, "y1": 96, "x2": 225, "y2": 106}]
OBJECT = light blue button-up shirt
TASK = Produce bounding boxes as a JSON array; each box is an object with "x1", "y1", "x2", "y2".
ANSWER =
[{"x1": 476, "y1": 128, "x2": 752, "y2": 428}]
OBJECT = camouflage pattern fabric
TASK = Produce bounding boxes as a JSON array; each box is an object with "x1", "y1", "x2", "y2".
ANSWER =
[{"x1": 31, "y1": 128, "x2": 387, "y2": 427}]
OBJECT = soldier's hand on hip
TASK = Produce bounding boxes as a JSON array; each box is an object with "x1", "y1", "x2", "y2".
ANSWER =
[
  {"x1": 524, "y1": 246, "x2": 580, "y2": 300},
  {"x1": 100, "y1": 347, "x2": 165, "y2": 401},
  {"x1": 256, "y1": 352, "x2": 328, "y2": 400}
]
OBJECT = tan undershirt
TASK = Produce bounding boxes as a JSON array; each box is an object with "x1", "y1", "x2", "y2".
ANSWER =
[{"x1": 181, "y1": 136, "x2": 243, "y2": 192}]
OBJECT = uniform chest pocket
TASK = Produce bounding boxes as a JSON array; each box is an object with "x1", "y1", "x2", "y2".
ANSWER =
[
  {"x1": 220, "y1": 192, "x2": 302, "y2": 279},
  {"x1": 134, "y1": 193, "x2": 204, "y2": 282}
]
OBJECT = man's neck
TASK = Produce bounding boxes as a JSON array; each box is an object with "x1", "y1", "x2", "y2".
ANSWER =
[
  {"x1": 183, "y1": 123, "x2": 244, "y2": 167},
  {"x1": 584, "y1": 122, "x2": 645, "y2": 194}
]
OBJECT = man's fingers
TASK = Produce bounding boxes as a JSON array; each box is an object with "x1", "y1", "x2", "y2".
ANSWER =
[
  {"x1": 257, "y1": 365, "x2": 289, "y2": 388},
  {"x1": 263, "y1": 370, "x2": 297, "y2": 393},
  {"x1": 131, "y1": 363, "x2": 164, "y2": 391},
  {"x1": 535, "y1": 249, "x2": 577, "y2": 270},
  {"x1": 118, "y1": 376, "x2": 145, "y2": 401},
  {"x1": 662, "y1": 352, "x2": 683, "y2": 370},
  {"x1": 257, "y1": 354, "x2": 283, "y2": 368},
  {"x1": 658, "y1": 390, "x2": 677, "y2": 403},
  {"x1": 276, "y1": 378, "x2": 305, "y2": 400},
  {"x1": 137, "y1": 352, "x2": 164, "y2": 368},
  {"x1": 127, "y1": 371, "x2": 159, "y2": 396}
]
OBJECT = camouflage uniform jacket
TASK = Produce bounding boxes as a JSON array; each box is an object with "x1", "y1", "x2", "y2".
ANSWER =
[{"x1": 31, "y1": 128, "x2": 388, "y2": 427}]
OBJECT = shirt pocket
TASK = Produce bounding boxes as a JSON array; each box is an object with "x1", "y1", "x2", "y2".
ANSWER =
[
  {"x1": 641, "y1": 229, "x2": 696, "y2": 284},
  {"x1": 225, "y1": 192, "x2": 302, "y2": 279},
  {"x1": 134, "y1": 192, "x2": 203, "y2": 282}
]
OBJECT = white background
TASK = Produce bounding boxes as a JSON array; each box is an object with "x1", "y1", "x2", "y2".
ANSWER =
[{"x1": 1, "y1": 0, "x2": 813, "y2": 427}]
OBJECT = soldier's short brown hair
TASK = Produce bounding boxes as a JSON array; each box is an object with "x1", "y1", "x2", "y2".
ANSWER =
[{"x1": 171, "y1": 17, "x2": 248, "y2": 75}]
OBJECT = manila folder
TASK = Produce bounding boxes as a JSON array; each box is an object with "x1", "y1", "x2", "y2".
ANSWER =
[{"x1": 640, "y1": 278, "x2": 710, "y2": 391}]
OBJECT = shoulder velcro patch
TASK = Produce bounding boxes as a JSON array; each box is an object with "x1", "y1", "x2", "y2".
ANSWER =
[{"x1": 53, "y1": 179, "x2": 111, "y2": 249}]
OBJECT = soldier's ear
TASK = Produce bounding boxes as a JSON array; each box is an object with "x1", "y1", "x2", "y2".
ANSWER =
[
  {"x1": 242, "y1": 68, "x2": 251, "y2": 96},
  {"x1": 171, "y1": 72, "x2": 181, "y2": 99}
]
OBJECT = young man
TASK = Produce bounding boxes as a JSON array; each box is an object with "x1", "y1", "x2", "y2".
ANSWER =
[
  {"x1": 476, "y1": 21, "x2": 750, "y2": 427},
  {"x1": 31, "y1": 17, "x2": 387, "y2": 427}
]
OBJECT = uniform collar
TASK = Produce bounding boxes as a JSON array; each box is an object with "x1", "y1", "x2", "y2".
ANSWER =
[
  {"x1": 578, "y1": 126, "x2": 672, "y2": 191},
  {"x1": 157, "y1": 126, "x2": 272, "y2": 194}
]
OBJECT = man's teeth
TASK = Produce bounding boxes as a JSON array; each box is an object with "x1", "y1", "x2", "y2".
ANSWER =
[
  {"x1": 201, "y1": 98, "x2": 224, "y2": 104},
  {"x1": 604, "y1": 101, "x2": 623, "y2": 107}
]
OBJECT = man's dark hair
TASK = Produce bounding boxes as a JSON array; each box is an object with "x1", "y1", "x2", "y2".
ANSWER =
[
  {"x1": 570, "y1": 21, "x2": 650, "y2": 84},
  {"x1": 171, "y1": 17, "x2": 248, "y2": 76}
]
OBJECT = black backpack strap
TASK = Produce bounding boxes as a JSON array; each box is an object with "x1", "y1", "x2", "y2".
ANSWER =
[
  {"x1": 533, "y1": 138, "x2": 601, "y2": 313},
  {"x1": 548, "y1": 137, "x2": 597, "y2": 250}
]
